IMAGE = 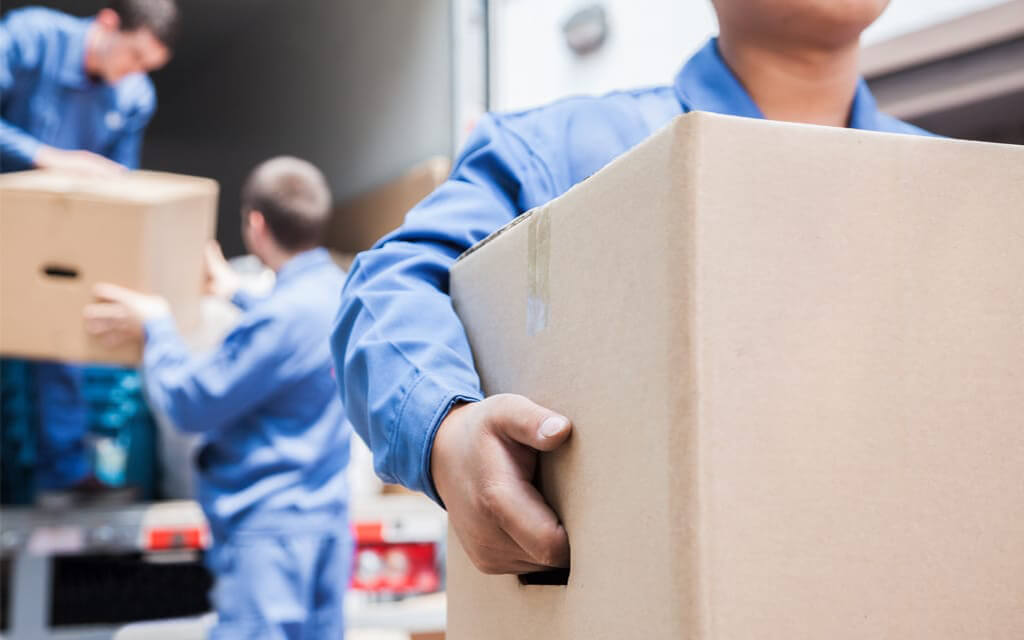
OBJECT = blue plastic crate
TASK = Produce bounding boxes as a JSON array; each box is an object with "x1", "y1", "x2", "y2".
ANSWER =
[
  {"x1": 81, "y1": 366, "x2": 159, "y2": 496},
  {"x1": 1, "y1": 359, "x2": 39, "y2": 504},
  {"x1": 1, "y1": 361, "x2": 159, "y2": 504}
]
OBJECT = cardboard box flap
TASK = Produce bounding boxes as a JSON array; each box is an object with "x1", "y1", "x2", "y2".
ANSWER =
[
  {"x1": 455, "y1": 204, "x2": 545, "y2": 263},
  {"x1": 456, "y1": 112, "x2": 713, "y2": 264},
  {"x1": 0, "y1": 170, "x2": 217, "y2": 205},
  {"x1": 327, "y1": 156, "x2": 451, "y2": 253}
]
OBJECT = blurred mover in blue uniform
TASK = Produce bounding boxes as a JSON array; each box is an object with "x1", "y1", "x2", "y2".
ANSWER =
[
  {"x1": 85, "y1": 157, "x2": 354, "y2": 639},
  {"x1": 0, "y1": 0, "x2": 178, "y2": 498}
]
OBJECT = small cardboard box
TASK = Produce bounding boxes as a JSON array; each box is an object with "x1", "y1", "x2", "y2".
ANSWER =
[
  {"x1": 326, "y1": 156, "x2": 450, "y2": 255},
  {"x1": 0, "y1": 170, "x2": 218, "y2": 365},
  {"x1": 448, "y1": 112, "x2": 1024, "y2": 639}
]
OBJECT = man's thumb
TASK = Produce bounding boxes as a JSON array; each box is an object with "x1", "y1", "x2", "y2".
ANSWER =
[{"x1": 487, "y1": 394, "x2": 572, "y2": 452}]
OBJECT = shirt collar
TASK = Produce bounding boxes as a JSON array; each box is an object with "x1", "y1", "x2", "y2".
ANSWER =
[
  {"x1": 674, "y1": 38, "x2": 883, "y2": 130},
  {"x1": 674, "y1": 38, "x2": 765, "y2": 120},
  {"x1": 274, "y1": 247, "x2": 332, "y2": 288},
  {"x1": 846, "y1": 79, "x2": 882, "y2": 130},
  {"x1": 58, "y1": 17, "x2": 97, "y2": 88}
]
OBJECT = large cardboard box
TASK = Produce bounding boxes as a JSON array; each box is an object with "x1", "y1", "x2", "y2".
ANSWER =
[
  {"x1": 0, "y1": 170, "x2": 218, "y2": 365},
  {"x1": 448, "y1": 112, "x2": 1024, "y2": 639}
]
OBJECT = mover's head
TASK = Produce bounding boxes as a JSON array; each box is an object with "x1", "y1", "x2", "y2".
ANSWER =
[
  {"x1": 239, "y1": 156, "x2": 333, "y2": 269},
  {"x1": 711, "y1": 0, "x2": 889, "y2": 49},
  {"x1": 86, "y1": 0, "x2": 179, "y2": 83}
]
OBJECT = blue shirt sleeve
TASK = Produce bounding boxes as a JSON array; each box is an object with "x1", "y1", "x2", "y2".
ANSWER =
[
  {"x1": 331, "y1": 114, "x2": 559, "y2": 502},
  {"x1": 0, "y1": 11, "x2": 45, "y2": 170},
  {"x1": 231, "y1": 289, "x2": 261, "y2": 312},
  {"x1": 142, "y1": 312, "x2": 289, "y2": 434}
]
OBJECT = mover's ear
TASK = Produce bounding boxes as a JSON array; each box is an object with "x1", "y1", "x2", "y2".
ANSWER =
[{"x1": 246, "y1": 210, "x2": 267, "y2": 234}]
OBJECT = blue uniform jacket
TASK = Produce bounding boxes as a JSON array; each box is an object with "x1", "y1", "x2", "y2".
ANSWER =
[
  {"x1": 331, "y1": 38, "x2": 934, "y2": 503},
  {"x1": 0, "y1": 7, "x2": 155, "y2": 171},
  {"x1": 144, "y1": 249, "x2": 352, "y2": 538}
]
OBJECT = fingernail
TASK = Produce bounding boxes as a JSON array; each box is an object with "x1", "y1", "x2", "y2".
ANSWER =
[{"x1": 538, "y1": 416, "x2": 569, "y2": 439}]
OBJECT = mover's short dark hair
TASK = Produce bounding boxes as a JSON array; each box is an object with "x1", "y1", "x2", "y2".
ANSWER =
[
  {"x1": 108, "y1": 0, "x2": 180, "y2": 48},
  {"x1": 241, "y1": 156, "x2": 333, "y2": 252}
]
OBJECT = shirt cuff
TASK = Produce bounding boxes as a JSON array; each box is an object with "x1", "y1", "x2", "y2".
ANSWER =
[
  {"x1": 1, "y1": 137, "x2": 43, "y2": 171},
  {"x1": 22, "y1": 139, "x2": 43, "y2": 167},
  {"x1": 395, "y1": 372, "x2": 482, "y2": 506},
  {"x1": 231, "y1": 289, "x2": 258, "y2": 311},
  {"x1": 143, "y1": 313, "x2": 178, "y2": 344}
]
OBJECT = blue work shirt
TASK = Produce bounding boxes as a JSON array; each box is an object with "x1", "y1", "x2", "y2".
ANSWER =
[
  {"x1": 144, "y1": 248, "x2": 352, "y2": 539},
  {"x1": 331, "y1": 38, "x2": 934, "y2": 503},
  {"x1": 0, "y1": 7, "x2": 155, "y2": 171}
]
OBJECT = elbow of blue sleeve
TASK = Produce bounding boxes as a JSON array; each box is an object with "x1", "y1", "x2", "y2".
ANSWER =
[
  {"x1": 331, "y1": 292, "x2": 482, "y2": 504},
  {"x1": 147, "y1": 386, "x2": 210, "y2": 434}
]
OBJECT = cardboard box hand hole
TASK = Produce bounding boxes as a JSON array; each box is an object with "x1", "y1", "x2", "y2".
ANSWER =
[
  {"x1": 519, "y1": 567, "x2": 570, "y2": 586},
  {"x1": 517, "y1": 461, "x2": 570, "y2": 587},
  {"x1": 41, "y1": 263, "x2": 81, "y2": 280}
]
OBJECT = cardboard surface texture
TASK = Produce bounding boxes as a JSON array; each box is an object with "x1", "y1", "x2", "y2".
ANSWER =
[
  {"x1": 448, "y1": 112, "x2": 1024, "y2": 639},
  {"x1": 327, "y1": 156, "x2": 450, "y2": 254},
  {"x1": 0, "y1": 170, "x2": 218, "y2": 365}
]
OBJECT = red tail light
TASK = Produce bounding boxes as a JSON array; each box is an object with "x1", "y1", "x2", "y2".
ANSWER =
[
  {"x1": 351, "y1": 535, "x2": 440, "y2": 594},
  {"x1": 146, "y1": 526, "x2": 207, "y2": 551}
]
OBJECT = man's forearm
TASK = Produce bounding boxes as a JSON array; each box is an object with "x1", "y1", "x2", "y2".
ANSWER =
[
  {"x1": 0, "y1": 119, "x2": 43, "y2": 171},
  {"x1": 141, "y1": 314, "x2": 193, "y2": 415}
]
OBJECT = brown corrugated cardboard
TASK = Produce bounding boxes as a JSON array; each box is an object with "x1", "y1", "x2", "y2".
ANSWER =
[
  {"x1": 329, "y1": 250, "x2": 357, "y2": 273},
  {"x1": 0, "y1": 170, "x2": 218, "y2": 365},
  {"x1": 326, "y1": 156, "x2": 450, "y2": 253},
  {"x1": 448, "y1": 112, "x2": 1024, "y2": 639}
]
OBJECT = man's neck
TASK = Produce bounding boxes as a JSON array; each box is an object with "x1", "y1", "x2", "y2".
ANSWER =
[
  {"x1": 266, "y1": 249, "x2": 302, "y2": 274},
  {"x1": 717, "y1": 34, "x2": 862, "y2": 128}
]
